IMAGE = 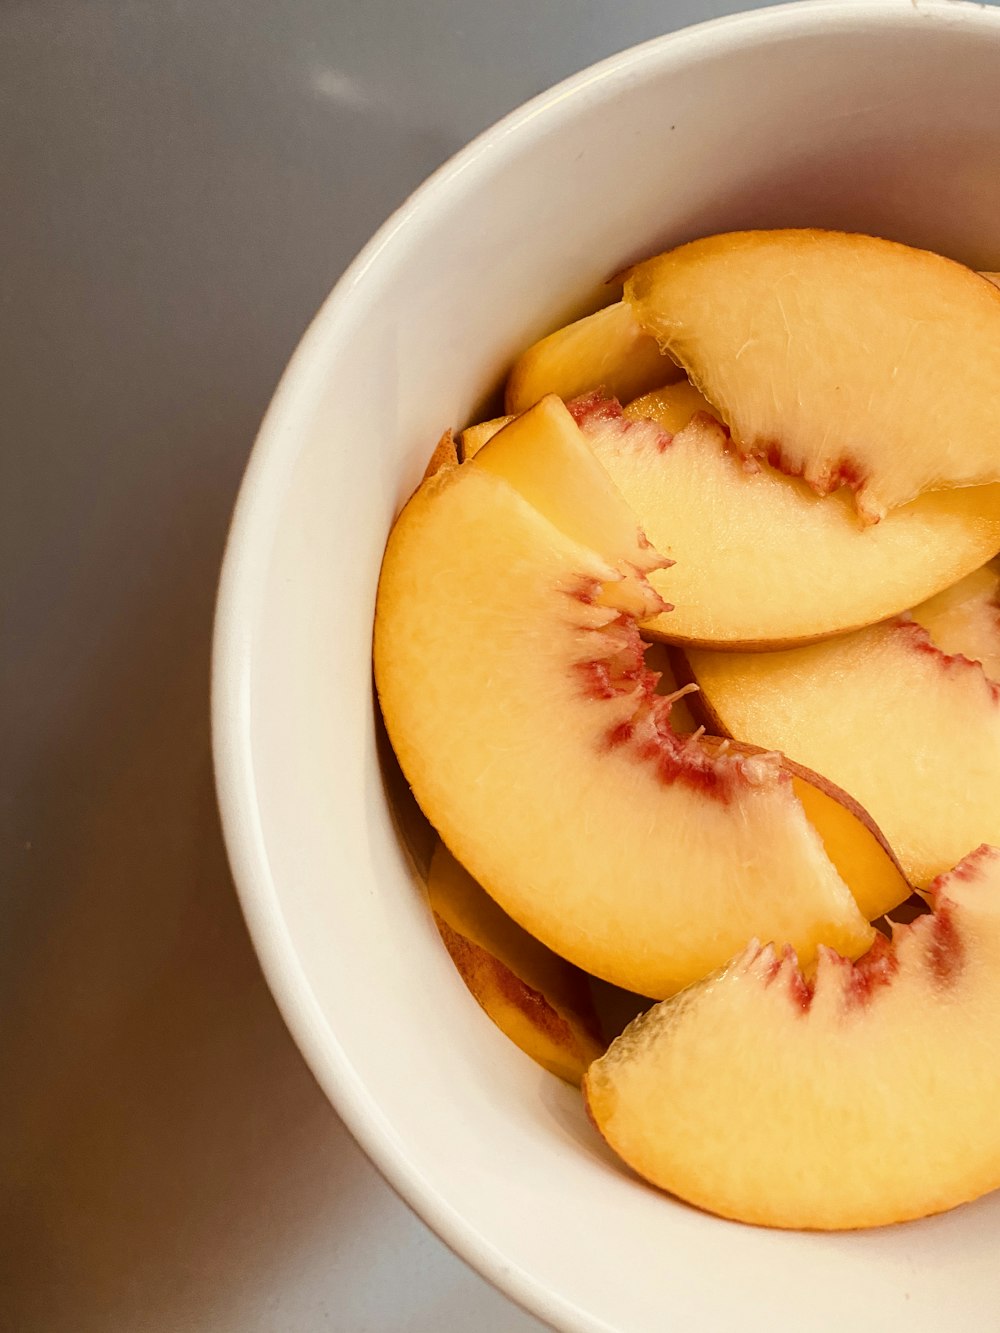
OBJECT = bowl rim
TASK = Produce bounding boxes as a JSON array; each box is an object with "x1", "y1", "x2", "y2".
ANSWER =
[{"x1": 211, "y1": 1, "x2": 1000, "y2": 1327}]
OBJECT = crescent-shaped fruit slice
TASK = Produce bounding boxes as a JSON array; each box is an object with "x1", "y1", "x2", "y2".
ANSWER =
[
  {"x1": 374, "y1": 394, "x2": 893, "y2": 998},
  {"x1": 909, "y1": 559, "x2": 1000, "y2": 682},
  {"x1": 632, "y1": 650, "x2": 907, "y2": 923},
  {"x1": 463, "y1": 393, "x2": 1000, "y2": 648},
  {"x1": 426, "y1": 841, "x2": 604, "y2": 1083},
  {"x1": 460, "y1": 415, "x2": 514, "y2": 461},
  {"x1": 572, "y1": 391, "x2": 1000, "y2": 648},
  {"x1": 624, "y1": 229, "x2": 1000, "y2": 521},
  {"x1": 584, "y1": 846, "x2": 1000, "y2": 1230},
  {"x1": 505, "y1": 301, "x2": 682, "y2": 414},
  {"x1": 624, "y1": 379, "x2": 715, "y2": 433},
  {"x1": 681, "y1": 567, "x2": 1000, "y2": 888}
]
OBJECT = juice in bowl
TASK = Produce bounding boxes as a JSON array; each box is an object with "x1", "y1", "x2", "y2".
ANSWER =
[{"x1": 213, "y1": 5, "x2": 1000, "y2": 1329}]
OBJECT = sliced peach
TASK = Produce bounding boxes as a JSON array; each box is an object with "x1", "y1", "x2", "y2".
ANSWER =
[
  {"x1": 623, "y1": 378, "x2": 717, "y2": 433},
  {"x1": 909, "y1": 560, "x2": 1000, "y2": 683},
  {"x1": 624, "y1": 229, "x2": 1000, "y2": 521},
  {"x1": 505, "y1": 301, "x2": 682, "y2": 415},
  {"x1": 374, "y1": 394, "x2": 892, "y2": 998},
  {"x1": 585, "y1": 847, "x2": 1000, "y2": 1230},
  {"x1": 683, "y1": 589, "x2": 1000, "y2": 888},
  {"x1": 780, "y1": 763, "x2": 907, "y2": 924},
  {"x1": 469, "y1": 395, "x2": 661, "y2": 619},
  {"x1": 572, "y1": 391, "x2": 1000, "y2": 648},
  {"x1": 426, "y1": 841, "x2": 604, "y2": 1083},
  {"x1": 423, "y1": 428, "x2": 458, "y2": 479},
  {"x1": 641, "y1": 641, "x2": 700, "y2": 733},
  {"x1": 645, "y1": 654, "x2": 908, "y2": 922},
  {"x1": 459, "y1": 415, "x2": 513, "y2": 461}
]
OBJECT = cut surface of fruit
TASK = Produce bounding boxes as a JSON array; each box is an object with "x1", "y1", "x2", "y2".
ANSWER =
[
  {"x1": 625, "y1": 229, "x2": 1000, "y2": 521},
  {"x1": 573, "y1": 391, "x2": 1000, "y2": 647},
  {"x1": 505, "y1": 300, "x2": 682, "y2": 415},
  {"x1": 460, "y1": 415, "x2": 513, "y2": 461},
  {"x1": 909, "y1": 560, "x2": 1000, "y2": 683},
  {"x1": 584, "y1": 847, "x2": 1000, "y2": 1230},
  {"x1": 635, "y1": 651, "x2": 906, "y2": 919},
  {"x1": 684, "y1": 605, "x2": 1000, "y2": 888},
  {"x1": 426, "y1": 841, "x2": 604, "y2": 1083},
  {"x1": 784, "y1": 769, "x2": 907, "y2": 922},
  {"x1": 473, "y1": 395, "x2": 664, "y2": 618},
  {"x1": 640, "y1": 641, "x2": 700, "y2": 733},
  {"x1": 375, "y1": 395, "x2": 881, "y2": 997},
  {"x1": 423, "y1": 428, "x2": 458, "y2": 479},
  {"x1": 623, "y1": 379, "x2": 718, "y2": 434}
]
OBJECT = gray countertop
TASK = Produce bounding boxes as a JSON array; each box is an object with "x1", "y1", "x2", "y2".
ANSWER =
[{"x1": 0, "y1": 2, "x2": 873, "y2": 1327}]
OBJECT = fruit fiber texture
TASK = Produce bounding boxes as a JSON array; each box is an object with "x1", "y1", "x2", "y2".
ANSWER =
[
  {"x1": 585, "y1": 847, "x2": 1000, "y2": 1230},
  {"x1": 374, "y1": 397, "x2": 886, "y2": 999},
  {"x1": 909, "y1": 560, "x2": 1000, "y2": 682},
  {"x1": 571, "y1": 390, "x2": 1000, "y2": 648},
  {"x1": 625, "y1": 229, "x2": 1000, "y2": 521},
  {"x1": 684, "y1": 565, "x2": 1000, "y2": 889}
]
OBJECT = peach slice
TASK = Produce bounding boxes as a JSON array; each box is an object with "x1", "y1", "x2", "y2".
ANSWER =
[
  {"x1": 505, "y1": 301, "x2": 682, "y2": 415},
  {"x1": 585, "y1": 847, "x2": 1000, "y2": 1230},
  {"x1": 375, "y1": 394, "x2": 896, "y2": 998},
  {"x1": 624, "y1": 229, "x2": 1000, "y2": 521},
  {"x1": 641, "y1": 641, "x2": 700, "y2": 733},
  {"x1": 572, "y1": 391, "x2": 1000, "y2": 648},
  {"x1": 423, "y1": 427, "x2": 458, "y2": 479},
  {"x1": 909, "y1": 560, "x2": 1000, "y2": 683},
  {"x1": 644, "y1": 649, "x2": 908, "y2": 922},
  {"x1": 682, "y1": 579, "x2": 1000, "y2": 888},
  {"x1": 623, "y1": 378, "x2": 716, "y2": 434},
  {"x1": 459, "y1": 415, "x2": 513, "y2": 462},
  {"x1": 426, "y1": 841, "x2": 604, "y2": 1083},
  {"x1": 777, "y1": 763, "x2": 908, "y2": 925}
]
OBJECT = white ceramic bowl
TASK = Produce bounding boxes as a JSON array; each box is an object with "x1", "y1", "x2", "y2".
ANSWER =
[{"x1": 213, "y1": 3, "x2": 1000, "y2": 1328}]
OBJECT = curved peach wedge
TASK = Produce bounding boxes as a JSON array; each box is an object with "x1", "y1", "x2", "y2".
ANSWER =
[
  {"x1": 623, "y1": 378, "x2": 716, "y2": 433},
  {"x1": 909, "y1": 560, "x2": 1000, "y2": 683},
  {"x1": 573, "y1": 391, "x2": 1000, "y2": 648},
  {"x1": 584, "y1": 847, "x2": 1000, "y2": 1230},
  {"x1": 636, "y1": 654, "x2": 908, "y2": 922},
  {"x1": 682, "y1": 569, "x2": 1000, "y2": 888},
  {"x1": 374, "y1": 395, "x2": 893, "y2": 998},
  {"x1": 459, "y1": 415, "x2": 513, "y2": 462},
  {"x1": 427, "y1": 842, "x2": 604, "y2": 1084},
  {"x1": 624, "y1": 229, "x2": 1000, "y2": 521},
  {"x1": 505, "y1": 301, "x2": 682, "y2": 415}
]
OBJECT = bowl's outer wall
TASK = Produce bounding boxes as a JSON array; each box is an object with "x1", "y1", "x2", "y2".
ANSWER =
[{"x1": 214, "y1": 5, "x2": 1000, "y2": 1330}]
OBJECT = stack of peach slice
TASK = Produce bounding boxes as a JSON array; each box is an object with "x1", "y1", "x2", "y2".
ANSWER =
[{"x1": 374, "y1": 230, "x2": 1000, "y2": 1230}]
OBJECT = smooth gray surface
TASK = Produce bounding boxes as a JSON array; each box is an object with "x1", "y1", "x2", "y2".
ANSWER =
[{"x1": 0, "y1": 2, "x2": 817, "y2": 1328}]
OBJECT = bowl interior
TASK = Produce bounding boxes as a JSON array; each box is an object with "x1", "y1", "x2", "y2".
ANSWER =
[{"x1": 214, "y1": 5, "x2": 1000, "y2": 1330}]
